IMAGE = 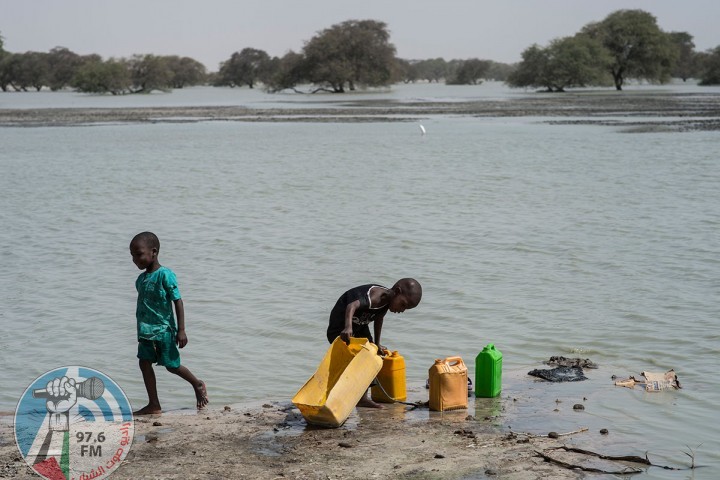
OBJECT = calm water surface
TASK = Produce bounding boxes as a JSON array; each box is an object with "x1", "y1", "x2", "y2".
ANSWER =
[{"x1": 1, "y1": 84, "x2": 718, "y2": 478}]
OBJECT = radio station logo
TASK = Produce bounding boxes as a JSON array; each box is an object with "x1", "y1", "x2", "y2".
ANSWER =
[{"x1": 15, "y1": 366, "x2": 134, "y2": 480}]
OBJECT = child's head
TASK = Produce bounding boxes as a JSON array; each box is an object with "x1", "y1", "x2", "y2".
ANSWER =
[
  {"x1": 388, "y1": 278, "x2": 422, "y2": 313},
  {"x1": 129, "y1": 231, "x2": 160, "y2": 270}
]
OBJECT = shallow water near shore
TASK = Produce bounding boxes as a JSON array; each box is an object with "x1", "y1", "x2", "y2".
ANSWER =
[{"x1": 1, "y1": 83, "x2": 718, "y2": 478}]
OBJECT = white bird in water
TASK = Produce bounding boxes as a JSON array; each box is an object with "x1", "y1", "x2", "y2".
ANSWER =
[{"x1": 418, "y1": 123, "x2": 426, "y2": 136}]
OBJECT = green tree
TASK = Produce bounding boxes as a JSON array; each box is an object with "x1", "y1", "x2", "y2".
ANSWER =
[
  {"x1": 163, "y1": 55, "x2": 207, "y2": 88},
  {"x1": 263, "y1": 51, "x2": 307, "y2": 92},
  {"x1": 72, "y1": 58, "x2": 132, "y2": 94},
  {"x1": 127, "y1": 54, "x2": 173, "y2": 92},
  {"x1": 581, "y1": 9, "x2": 677, "y2": 90},
  {"x1": 506, "y1": 44, "x2": 551, "y2": 90},
  {"x1": 0, "y1": 53, "x2": 20, "y2": 91},
  {"x1": 446, "y1": 58, "x2": 491, "y2": 85},
  {"x1": 217, "y1": 48, "x2": 272, "y2": 88},
  {"x1": 46, "y1": 46, "x2": 83, "y2": 90},
  {"x1": 302, "y1": 19, "x2": 396, "y2": 92},
  {"x1": 668, "y1": 31, "x2": 697, "y2": 81},
  {"x1": 485, "y1": 61, "x2": 514, "y2": 82},
  {"x1": 11, "y1": 51, "x2": 50, "y2": 91},
  {"x1": 393, "y1": 58, "x2": 418, "y2": 83},
  {"x1": 698, "y1": 46, "x2": 720, "y2": 85},
  {"x1": 412, "y1": 58, "x2": 448, "y2": 83},
  {"x1": 507, "y1": 36, "x2": 610, "y2": 92}
]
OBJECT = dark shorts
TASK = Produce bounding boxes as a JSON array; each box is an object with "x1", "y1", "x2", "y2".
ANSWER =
[
  {"x1": 326, "y1": 323, "x2": 373, "y2": 344},
  {"x1": 137, "y1": 330, "x2": 181, "y2": 369}
]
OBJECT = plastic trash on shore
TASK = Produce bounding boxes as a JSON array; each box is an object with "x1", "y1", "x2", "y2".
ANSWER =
[
  {"x1": 614, "y1": 369, "x2": 680, "y2": 391},
  {"x1": 292, "y1": 337, "x2": 382, "y2": 427}
]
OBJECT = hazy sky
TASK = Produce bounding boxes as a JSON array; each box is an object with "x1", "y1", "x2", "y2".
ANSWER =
[{"x1": 2, "y1": 0, "x2": 718, "y2": 70}]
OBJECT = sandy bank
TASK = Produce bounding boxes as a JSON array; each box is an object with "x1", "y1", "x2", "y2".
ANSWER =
[{"x1": 3, "y1": 394, "x2": 659, "y2": 480}]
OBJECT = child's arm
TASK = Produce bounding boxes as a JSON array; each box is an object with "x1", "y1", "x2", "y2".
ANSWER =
[
  {"x1": 374, "y1": 316, "x2": 384, "y2": 350},
  {"x1": 174, "y1": 299, "x2": 188, "y2": 348},
  {"x1": 341, "y1": 300, "x2": 361, "y2": 344}
]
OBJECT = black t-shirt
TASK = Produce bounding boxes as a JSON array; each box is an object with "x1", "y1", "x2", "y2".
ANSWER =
[{"x1": 326, "y1": 284, "x2": 389, "y2": 342}]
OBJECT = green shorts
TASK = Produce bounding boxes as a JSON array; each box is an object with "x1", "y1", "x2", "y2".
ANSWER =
[{"x1": 137, "y1": 330, "x2": 181, "y2": 369}]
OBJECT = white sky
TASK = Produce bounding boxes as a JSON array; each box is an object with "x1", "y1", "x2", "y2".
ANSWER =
[{"x1": 2, "y1": 0, "x2": 718, "y2": 71}]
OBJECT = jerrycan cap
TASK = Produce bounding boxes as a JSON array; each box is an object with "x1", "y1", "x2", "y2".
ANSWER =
[{"x1": 434, "y1": 358, "x2": 443, "y2": 364}]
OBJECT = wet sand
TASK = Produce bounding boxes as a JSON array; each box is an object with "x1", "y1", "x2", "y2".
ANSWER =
[{"x1": 2, "y1": 400, "x2": 617, "y2": 480}]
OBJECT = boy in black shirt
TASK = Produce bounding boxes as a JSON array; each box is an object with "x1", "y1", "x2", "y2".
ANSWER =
[{"x1": 327, "y1": 278, "x2": 422, "y2": 408}]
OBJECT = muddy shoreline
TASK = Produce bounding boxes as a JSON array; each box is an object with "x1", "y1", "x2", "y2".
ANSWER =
[
  {"x1": 1, "y1": 90, "x2": 720, "y2": 130},
  {"x1": 1, "y1": 400, "x2": 618, "y2": 480}
]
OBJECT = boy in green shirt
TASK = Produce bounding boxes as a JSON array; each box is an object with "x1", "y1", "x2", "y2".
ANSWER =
[{"x1": 130, "y1": 232, "x2": 208, "y2": 414}]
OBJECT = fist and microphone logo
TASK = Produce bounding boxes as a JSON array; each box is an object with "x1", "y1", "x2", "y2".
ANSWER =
[{"x1": 15, "y1": 366, "x2": 134, "y2": 480}]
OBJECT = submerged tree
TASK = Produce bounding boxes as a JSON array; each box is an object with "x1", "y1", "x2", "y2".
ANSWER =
[
  {"x1": 581, "y1": 9, "x2": 677, "y2": 90},
  {"x1": 217, "y1": 48, "x2": 272, "y2": 88},
  {"x1": 72, "y1": 58, "x2": 132, "y2": 94},
  {"x1": 263, "y1": 50, "x2": 307, "y2": 92},
  {"x1": 127, "y1": 54, "x2": 173, "y2": 92},
  {"x1": 0, "y1": 53, "x2": 20, "y2": 91},
  {"x1": 446, "y1": 58, "x2": 491, "y2": 85},
  {"x1": 164, "y1": 55, "x2": 207, "y2": 88},
  {"x1": 507, "y1": 35, "x2": 610, "y2": 92},
  {"x1": 302, "y1": 19, "x2": 396, "y2": 92},
  {"x1": 412, "y1": 58, "x2": 448, "y2": 83},
  {"x1": 668, "y1": 31, "x2": 697, "y2": 81},
  {"x1": 12, "y1": 51, "x2": 50, "y2": 91},
  {"x1": 46, "y1": 47, "x2": 83, "y2": 90},
  {"x1": 506, "y1": 44, "x2": 551, "y2": 90},
  {"x1": 485, "y1": 61, "x2": 515, "y2": 82},
  {"x1": 698, "y1": 46, "x2": 720, "y2": 85}
]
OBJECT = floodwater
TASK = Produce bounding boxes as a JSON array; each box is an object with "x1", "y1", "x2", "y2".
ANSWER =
[{"x1": 1, "y1": 82, "x2": 719, "y2": 478}]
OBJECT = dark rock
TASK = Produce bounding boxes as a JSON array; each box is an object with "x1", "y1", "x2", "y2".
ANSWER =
[
  {"x1": 528, "y1": 366, "x2": 588, "y2": 382},
  {"x1": 573, "y1": 404, "x2": 585, "y2": 410}
]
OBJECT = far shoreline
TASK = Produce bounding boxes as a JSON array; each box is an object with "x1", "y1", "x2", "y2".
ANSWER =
[{"x1": 1, "y1": 89, "x2": 719, "y2": 131}]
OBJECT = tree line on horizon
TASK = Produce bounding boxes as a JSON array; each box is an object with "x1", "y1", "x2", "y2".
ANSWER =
[{"x1": 1, "y1": 10, "x2": 719, "y2": 95}]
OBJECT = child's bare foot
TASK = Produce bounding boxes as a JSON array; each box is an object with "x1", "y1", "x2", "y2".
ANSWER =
[
  {"x1": 356, "y1": 395, "x2": 383, "y2": 409},
  {"x1": 133, "y1": 404, "x2": 162, "y2": 415},
  {"x1": 195, "y1": 381, "x2": 209, "y2": 410}
]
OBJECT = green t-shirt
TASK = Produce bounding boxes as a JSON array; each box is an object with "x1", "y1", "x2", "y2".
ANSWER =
[{"x1": 135, "y1": 266, "x2": 182, "y2": 340}]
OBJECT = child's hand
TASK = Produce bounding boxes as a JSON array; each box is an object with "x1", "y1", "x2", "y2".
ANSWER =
[
  {"x1": 340, "y1": 328, "x2": 353, "y2": 345},
  {"x1": 176, "y1": 330, "x2": 188, "y2": 348}
]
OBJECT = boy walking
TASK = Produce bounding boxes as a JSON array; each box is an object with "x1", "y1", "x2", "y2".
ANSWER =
[{"x1": 129, "y1": 232, "x2": 208, "y2": 415}]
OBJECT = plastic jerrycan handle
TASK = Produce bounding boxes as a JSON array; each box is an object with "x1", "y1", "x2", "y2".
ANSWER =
[{"x1": 441, "y1": 356, "x2": 465, "y2": 367}]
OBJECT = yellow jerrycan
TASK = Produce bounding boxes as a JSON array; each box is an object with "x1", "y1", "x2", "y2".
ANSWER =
[
  {"x1": 428, "y1": 356, "x2": 468, "y2": 411},
  {"x1": 371, "y1": 349, "x2": 407, "y2": 403},
  {"x1": 292, "y1": 337, "x2": 382, "y2": 427}
]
